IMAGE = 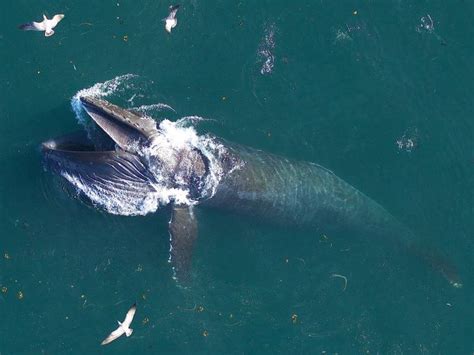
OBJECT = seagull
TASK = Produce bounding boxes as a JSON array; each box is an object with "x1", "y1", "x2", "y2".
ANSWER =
[
  {"x1": 101, "y1": 303, "x2": 137, "y2": 346},
  {"x1": 164, "y1": 5, "x2": 180, "y2": 33},
  {"x1": 19, "y1": 14, "x2": 65, "y2": 37}
]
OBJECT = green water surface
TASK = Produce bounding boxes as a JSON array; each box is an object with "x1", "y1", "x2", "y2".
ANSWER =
[{"x1": 0, "y1": 1, "x2": 473, "y2": 353}]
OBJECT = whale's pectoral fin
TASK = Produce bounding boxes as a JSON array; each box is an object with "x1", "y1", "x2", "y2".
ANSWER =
[{"x1": 168, "y1": 205, "x2": 198, "y2": 282}]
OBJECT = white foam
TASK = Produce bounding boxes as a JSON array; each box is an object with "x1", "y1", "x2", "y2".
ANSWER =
[
  {"x1": 148, "y1": 119, "x2": 201, "y2": 155},
  {"x1": 258, "y1": 23, "x2": 276, "y2": 75},
  {"x1": 396, "y1": 127, "x2": 419, "y2": 153},
  {"x1": 417, "y1": 14, "x2": 434, "y2": 34},
  {"x1": 143, "y1": 119, "x2": 226, "y2": 201},
  {"x1": 416, "y1": 14, "x2": 446, "y2": 44}
]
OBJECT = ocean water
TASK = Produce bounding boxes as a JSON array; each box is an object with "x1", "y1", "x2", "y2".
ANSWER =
[{"x1": 0, "y1": 1, "x2": 473, "y2": 354}]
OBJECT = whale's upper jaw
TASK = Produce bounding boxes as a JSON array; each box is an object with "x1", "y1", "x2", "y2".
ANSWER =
[
  {"x1": 42, "y1": 96, "x2": 160, "y2": 168},
  {"x1": 79, "y1": 96, "x2": 158, "y2": 153}
]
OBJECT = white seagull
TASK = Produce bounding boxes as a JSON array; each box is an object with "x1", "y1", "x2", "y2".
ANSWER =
[
  {"x1": 164, "y1": 5, "x2": 180, "y2": 33},
  {"x1": 101, "y1": 303, "x2": 137, "y2": 346},
  {"x1": 19, "y1": 14, "x2": 65, "y2": 37}
]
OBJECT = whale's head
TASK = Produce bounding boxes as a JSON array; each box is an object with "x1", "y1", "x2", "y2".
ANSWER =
[{"x1": 42, "y1": 97, "x2": 209, "y2": 215}]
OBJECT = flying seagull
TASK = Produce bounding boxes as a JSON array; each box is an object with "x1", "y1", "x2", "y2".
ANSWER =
[
  {"x1": 164, "y1": 5, "x2": 180, "y2": 33},
  {"x1": 101, "y1": 303, "x2": 137, "y2": 346},
  {"x1": 19, "y1": 14, "x2": 65, "y2": 37}
]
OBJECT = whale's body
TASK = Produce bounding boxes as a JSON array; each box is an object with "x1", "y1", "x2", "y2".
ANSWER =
[
  {"x1": 204, "y1": 141, "x2": 404, "y2": 238},
  {"x1": 41, "y1": 97, "x2": 461, "y2": 287}
]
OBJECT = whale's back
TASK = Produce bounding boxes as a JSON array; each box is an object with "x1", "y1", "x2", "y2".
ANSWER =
[
  {"x1": 202, "y1": 141, "x2": 461, "y2": 287},
  {"x1": 204, "y1": 142, "x2": 407, "y2": 240}
]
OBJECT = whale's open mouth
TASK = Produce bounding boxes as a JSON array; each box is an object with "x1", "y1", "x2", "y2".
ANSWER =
[
  {"x1": 42, "y1": 129, "x2": 111, "y2": 154},
  {"x1": 42, "y1": 136, "x2": 93, "y2": 152},
  {"x1": 42, "y1": 96, "x2": 157, "y2": 155},
  {"x1": 41, "y1": 97, "x2": 170, "y2": 215},
  {"x1": 41, "y1": 97, "x2": 158, "y2": 181}
]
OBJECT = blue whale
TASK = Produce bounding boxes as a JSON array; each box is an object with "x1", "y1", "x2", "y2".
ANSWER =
[{"x1": 41, "y1": 97, "x2": 462, "y2": 287}]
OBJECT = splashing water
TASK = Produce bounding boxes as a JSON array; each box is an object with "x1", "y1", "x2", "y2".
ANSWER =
[
  {"x1": 396, "y1": 127, "x2": 419, "y2": 153},
  {"x1": 71, "y1": 74, "x2": 139, "y2": 126},
  {"x1": 61, "y1": 76, "x2": 230, "y2": 216},
  {"x1": 416, "y1": 14, "x2": 447, "y2": 45},
  {"x1": 418, "y1": 15, "x2": 435, "y2": 33},
  {"x1": 143, "y1": 119, "x2": 228, "y2": 203}
]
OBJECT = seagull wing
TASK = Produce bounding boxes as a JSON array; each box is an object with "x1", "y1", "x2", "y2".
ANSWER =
[
  {"x1": 122, "y1": 304, "x2": 137, "y2": 328},
  {"x1": 168, "y1": 5, "x2": 180, "y2": 19},
  {"x1": 19, "y1": 21, "x2": 45, "y2": 31},
  {"x1": 101, "y1": 327, "x2": 125, "y2": 346},
  {"x1": 51, "y1": 14, "x2": 65, "y2": 27}
]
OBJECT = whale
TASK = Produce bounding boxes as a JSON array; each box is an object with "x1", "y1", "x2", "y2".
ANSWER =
[{"x1": 41, "y1": 96, "x2": 462, "y2": 287}]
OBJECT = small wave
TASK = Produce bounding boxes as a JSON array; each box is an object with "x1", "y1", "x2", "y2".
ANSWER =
[
  {"x1": 417, "y1": 14, "x2": 435, "y2": 34},
  {"x1": 257, "y1": 23, "x2": 276, "y2": 75},
  {"x1": 132, "y1": 103, "x2": 177, "y2": 116},
  {"x1": 131, "y1": 102, "x2": 176, "y2": 120},
  {"x1": 333, "y1": 28, "x2": 352, "y2": 43},
  {"x1": 396, "y1": 127, "x2": 419, "y2": 153},
  {"x1": 176, "y1": 115, "x2": 214, "y2": 127}
]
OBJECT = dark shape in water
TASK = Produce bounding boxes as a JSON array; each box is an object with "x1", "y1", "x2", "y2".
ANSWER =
[{"x1": 41, "y1": 97, "x2": 462, "y2": 288}]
